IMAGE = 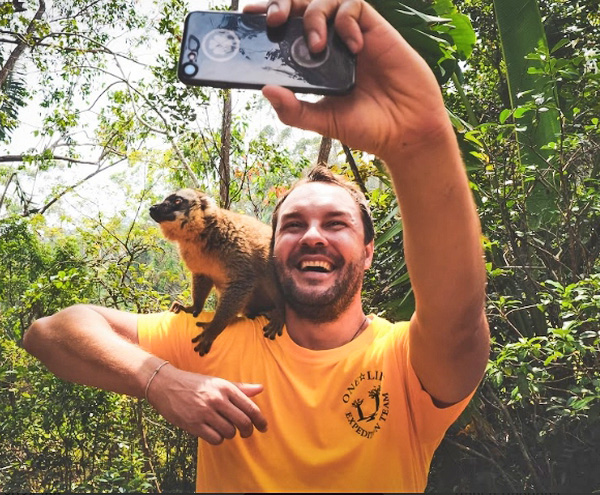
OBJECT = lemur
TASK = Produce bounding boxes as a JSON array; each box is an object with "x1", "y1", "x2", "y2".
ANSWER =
[{"x1": 150, "y1": 189, "x2": 285, "y2": 356}]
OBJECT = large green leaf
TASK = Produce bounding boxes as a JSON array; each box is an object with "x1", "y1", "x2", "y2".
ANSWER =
[
  {"x1": 430, "y1": 0, "x2": 476, "y2": 60},
  {"x1": 493, "y1": 0, "x2": 561, "y2": 226},
  {"x1": 494, "y1": 0, "x2": 560, "y2": 150},
  {"x1": 367, "y1": 0, "x2": 476, "y2": 84}
]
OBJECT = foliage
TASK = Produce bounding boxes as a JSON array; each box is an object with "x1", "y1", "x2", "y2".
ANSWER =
[
  {"x1": 369, "y1": 0, "x2": 476, "y2": 83},
  {"x1": 0, "y1": 69, "x2": 28, "y2": 142},
  {"x1": 0, "y1": 212, "x2": 196, "y2": 492},
  {"x1": 361, "y1": 160, "x2": 414, "y2": 321}
]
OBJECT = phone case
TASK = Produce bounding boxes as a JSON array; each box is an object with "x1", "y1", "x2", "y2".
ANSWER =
[{"x1": 178, "y1": 11, "x2": 356, "y2": 95}]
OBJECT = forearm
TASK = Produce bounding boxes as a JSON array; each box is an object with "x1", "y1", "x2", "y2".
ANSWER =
[
  {"x1": 385, "y1": 124, "x2": 487, "y2": 328},
  {"x1": 23, "y1": 305, "x2": 163, "y2": 397}
]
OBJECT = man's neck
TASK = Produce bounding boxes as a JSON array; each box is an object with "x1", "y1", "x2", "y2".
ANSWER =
[{"x1": 284, "y1": 299, "x2": 369, "y2": 350}]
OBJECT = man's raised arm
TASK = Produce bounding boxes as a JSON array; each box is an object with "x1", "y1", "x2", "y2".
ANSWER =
[{"x1": 253, "y1": 0, "x2": 490, "y2": 404}]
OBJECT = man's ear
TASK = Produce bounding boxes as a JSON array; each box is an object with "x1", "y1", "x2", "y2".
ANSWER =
[{"x1": 364, "y1": 240, "x2": 375, "y2": 270}]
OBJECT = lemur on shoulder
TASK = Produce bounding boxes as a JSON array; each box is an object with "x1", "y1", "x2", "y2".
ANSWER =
[{"x1": 150, "y1": 189, "x2": 284, "y2": 356}]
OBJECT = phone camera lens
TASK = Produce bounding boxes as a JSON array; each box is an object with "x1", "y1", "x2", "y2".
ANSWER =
[
  {"x1": 291, "y1": 36, "x2": 329, "y2": 68},
  {"x1": 188, "y1": 52, "x2": 197, "y2": 61},
  {"x1": 182, "y1": 63, "x2": 198, "y2": 76}
]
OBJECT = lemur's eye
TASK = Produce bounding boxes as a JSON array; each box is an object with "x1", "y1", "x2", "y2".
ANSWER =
[{"x1": 174, "y1": 198, "x2": 183, "y2": 205}]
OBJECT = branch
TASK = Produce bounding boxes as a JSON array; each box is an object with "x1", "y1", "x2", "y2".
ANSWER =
[
  {"x1": 0, "y1": 0, "x2": 45, "y2": 87},
  {"x1": 0, "y1": 154, "x2": 99, "y2": 165},
  {"x1": 70, "y1": 61, "x2": 200, "y2": 187},
  {"x1": 31, "y1": 158, "x2": 126, "y2": 216},
  {"x1": 0, "y1": 31, "x2": 146, "y2": 66},
  {"x1": 342, "y1": 144, "x2": 368, "y2": 195},
  {"x1": 136, "y1": 401, "x2": 161, "y2": 493},
  {"x1": 443, "y1": 437, "x2": 518, "y2": 491},
  {"x1": 484, "y1": 383, "x2": 546, "y2": 490},
  {"x1": 0, "y1": 172, "x2": 16, "y2": 212}
]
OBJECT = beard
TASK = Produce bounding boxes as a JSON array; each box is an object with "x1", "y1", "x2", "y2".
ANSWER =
[{"x1": 274, "y1": 249, "x2": 365, "y2": 323}]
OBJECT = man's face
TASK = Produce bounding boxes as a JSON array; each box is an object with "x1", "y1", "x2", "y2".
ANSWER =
[{"x1": 272, "y1": 182, "x2": 374, "y2": 322}]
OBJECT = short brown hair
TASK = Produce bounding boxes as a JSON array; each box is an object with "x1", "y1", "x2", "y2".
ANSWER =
[{"x1": 271, "y1": 165, "x2": 374, "y2": 247}]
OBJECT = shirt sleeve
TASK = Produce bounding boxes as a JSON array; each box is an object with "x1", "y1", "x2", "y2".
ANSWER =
[
  {"x1": 137, "y1": 311, "x2": 215, "y2": 370},
  {"x1": 397, "y1": 324, "x2": 476, "y2": 446}
]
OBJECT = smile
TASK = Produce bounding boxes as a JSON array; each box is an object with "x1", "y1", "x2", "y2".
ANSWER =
[{"x1": 299, "y1": 260, "x2": 333, "y2": 273}]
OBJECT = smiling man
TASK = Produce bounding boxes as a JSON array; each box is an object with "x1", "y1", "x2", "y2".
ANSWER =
[
  {"x1": 272, "y1": 169, "x2": 374, "y2": 337},
  {"x1": 23, "y1": 0, "x2": 490, "y2": 491}
]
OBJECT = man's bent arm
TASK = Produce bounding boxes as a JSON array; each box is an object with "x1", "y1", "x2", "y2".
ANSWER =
[
  {"x1": 23, "y1": 305, "x2": 268, "y2": 444},
  {"x1": 24, "y1": 304, "x2": 154, "y2": 396}
]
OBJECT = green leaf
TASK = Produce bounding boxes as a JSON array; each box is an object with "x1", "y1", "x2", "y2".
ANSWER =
[
  {"x1": 499, "y1": 109, "x2": 511, "y2": 124},
  {"x1": 431, "y1": 0, "x2": 476, "y2": 59},
  {"x1": 375, "y1": 219, "x2": 403, "y2": 248}
]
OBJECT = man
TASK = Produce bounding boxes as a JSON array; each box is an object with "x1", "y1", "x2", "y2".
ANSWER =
[{"x1": 23, "y1": 0, "x2": 490, "y2": 491}]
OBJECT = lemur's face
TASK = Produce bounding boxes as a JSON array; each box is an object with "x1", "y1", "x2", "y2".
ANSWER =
[
  {"x1": 149, "y1": 189, "x2": 212, "y2": 223},
  {"x1": 149, "y1": 189, "x2": 217, "y2": 242}
]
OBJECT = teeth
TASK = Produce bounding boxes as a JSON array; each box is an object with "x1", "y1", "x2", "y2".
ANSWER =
[{"x1": 300, "y1": 260, "x2": 333, "y2": 272}]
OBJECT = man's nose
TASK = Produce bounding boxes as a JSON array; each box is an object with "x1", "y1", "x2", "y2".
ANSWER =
[{"x1": 300, "y1": 224, "x2": 327, "y2": 246}]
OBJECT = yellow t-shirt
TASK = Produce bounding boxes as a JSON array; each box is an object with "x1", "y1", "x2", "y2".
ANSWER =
[{"x1": 138, "y1": 311, "x2": 472, "y2": 493}]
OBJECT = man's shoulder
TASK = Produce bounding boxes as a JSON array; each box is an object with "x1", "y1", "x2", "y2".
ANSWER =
[
  {"x1": 138, "y1": 310, "x2": 265, "y2": 369},
  {"x1": 371, "y1": 315, "x2": 410, "y2": 337}
]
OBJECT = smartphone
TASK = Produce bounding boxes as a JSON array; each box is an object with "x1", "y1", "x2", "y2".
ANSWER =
[{"x1": 177, "y1": 11, "x2": 356, "y2": 95}]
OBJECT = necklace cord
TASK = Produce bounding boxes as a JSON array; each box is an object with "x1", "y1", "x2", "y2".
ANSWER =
[{"x1": 348, "y1": 316, "x2": 368, "y2": 344}]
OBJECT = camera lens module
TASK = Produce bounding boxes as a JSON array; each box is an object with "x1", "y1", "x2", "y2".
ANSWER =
[
  {"x1": 182, "y1": 63, "x2": 198, "y2": 76},
  {"x1": 290, "y1": 36, "x2": 329, "y2": 68}
]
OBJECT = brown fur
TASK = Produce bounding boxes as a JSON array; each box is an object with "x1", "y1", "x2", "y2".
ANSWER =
[{"x1": 149, "y1": 189, "x2": 284, "y2": 355}]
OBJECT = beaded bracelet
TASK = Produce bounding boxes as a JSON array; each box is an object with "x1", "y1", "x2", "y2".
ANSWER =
[{"x1": 144, "y1": 360, "x2": 169, "y2": 402}]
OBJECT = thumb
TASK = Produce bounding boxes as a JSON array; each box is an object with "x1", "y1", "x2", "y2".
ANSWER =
[
  {"x1": 262, "y1": 85, "x2": 330, "y2": 136},
  {"x1": 234, "y1": 382, "x2": 264, "y2": 397}
]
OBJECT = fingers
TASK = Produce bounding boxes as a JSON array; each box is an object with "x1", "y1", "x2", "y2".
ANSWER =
[
  {"x1": 244, "y1": 0, "x2": 311, "y2": 26},
  {"x1": 231, "y1": 383, "x2": 269, "y2": 432},
  {"x1": 245, "y1": 0, "x2": 365, "y2": 53},
  {"x1": 198, "y1": 413, "x2": 237, "y2": 445},
  {"x1": 153, "y1": 371, "x2": 267, "y2": 445},
  {"x1": 262, "y1": 85, "x2": 333, "y2": 137},
  {"x1": 332, "y1": 0, "x2": 364, "y2": 53},
  {"x1": 242, "y1": 1, "x2": 268, "y2": 14},
  {"x1": 196, "y1": 381, "x2": 267, "y2": 442}
]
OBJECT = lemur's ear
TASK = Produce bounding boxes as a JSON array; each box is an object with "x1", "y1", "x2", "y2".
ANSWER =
[{"x1": 196, "y1": 192, "x2": 216, "y2": 211}]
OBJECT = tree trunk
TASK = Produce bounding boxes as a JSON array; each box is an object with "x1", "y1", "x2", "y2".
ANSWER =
[
  {"x1": 218, "y1": 0, "x2": 239, "y2": 208},
  {"x1": 0, "y1": 0, "x2": 46, "y2": 88},
  {"x1": 317, "y1": 136, "x2": 332, "y2": 166},
  {"x1": 219, "y1": 90, "x2": 232, "y2": 209}
]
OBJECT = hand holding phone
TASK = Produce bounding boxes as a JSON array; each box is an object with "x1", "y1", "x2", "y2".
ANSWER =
[{"x1": 177, "y1": 11, "x2": 356, "y2": 95}]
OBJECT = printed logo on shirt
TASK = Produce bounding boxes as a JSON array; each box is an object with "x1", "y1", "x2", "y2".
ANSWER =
[{"x1": 342, "y1": 370, "x2": 390, "y2": 439}]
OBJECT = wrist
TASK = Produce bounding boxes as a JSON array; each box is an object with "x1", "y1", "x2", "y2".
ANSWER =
[
  {"x1": 144, "y1": 359, "x2": 170, "y2": 405},
  {"x1": 379, "y1": 116, "x2": 456, "y2": 166}
]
